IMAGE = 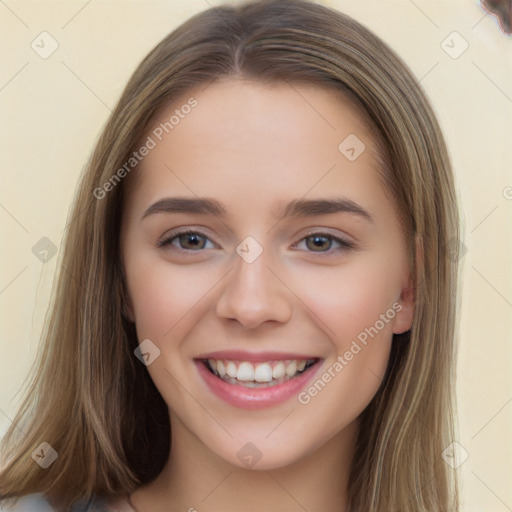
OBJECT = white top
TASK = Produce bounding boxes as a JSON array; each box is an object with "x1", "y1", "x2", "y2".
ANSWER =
[{"x1": 0, "y1": 494, "x2": 136, "y2": 512}]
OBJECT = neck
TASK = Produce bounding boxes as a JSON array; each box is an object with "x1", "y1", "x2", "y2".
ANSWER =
[{"x1": 130, "y1": 416, "x2": 358, "y2": 512}]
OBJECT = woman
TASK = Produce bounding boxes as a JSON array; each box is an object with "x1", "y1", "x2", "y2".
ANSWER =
[{"x1": 0, "y1": 0, "x2": 461, "y2": 510}]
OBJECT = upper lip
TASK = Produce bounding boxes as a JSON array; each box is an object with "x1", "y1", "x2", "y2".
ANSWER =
[{"x1": 195, "y1": 350, "x2": 320, "y2": 362}]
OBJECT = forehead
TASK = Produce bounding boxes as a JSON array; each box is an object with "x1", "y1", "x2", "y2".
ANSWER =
[{"x1": 125, "y1": 79, "x2": 384, "y2": 213}]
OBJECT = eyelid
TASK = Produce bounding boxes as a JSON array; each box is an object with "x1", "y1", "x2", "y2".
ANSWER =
[
  {"x1": 298, "y1": 228, "x2": 354, "y2": 243},
  {"x1": 291, "y1": 229, "x2": 355, "y2": 253},
  {"x1": 157, "y1": 227, "x2": 355, "y2": 255},
  {"x1": 157, "y1": 227, "x2": 218, "y2": 249}
]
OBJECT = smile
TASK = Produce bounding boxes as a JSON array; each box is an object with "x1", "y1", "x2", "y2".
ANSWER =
[
  {"x1": 204, "y1": 358, "x2": 317, "y2": 388},
  {"x1": 195, "y1": 352, "x2": 322, "y2": 410}
]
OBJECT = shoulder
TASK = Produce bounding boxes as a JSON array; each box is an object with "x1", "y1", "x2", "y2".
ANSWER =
[
  {"x1": 0, "y1": 494, "x2": 135, "y2": 512},
  {"x1": 0, "y1": 494, "x2": 55, "y2": 511},
  {"x1": 102, "y1": 496, "x2": 136, "y2": 512}
]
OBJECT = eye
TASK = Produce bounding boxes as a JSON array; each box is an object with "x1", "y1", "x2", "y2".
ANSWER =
[
  {"x1": 157, "y1": 229, "x2": 215, "y2": 251},
  {"x1": 295, "y1": 232, "x2": 354, "y2": 253}
]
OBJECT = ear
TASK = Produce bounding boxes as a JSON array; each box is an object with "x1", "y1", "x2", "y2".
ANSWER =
[{"x1": 392, "y1": 234, "x2": 421, "y2": 335}]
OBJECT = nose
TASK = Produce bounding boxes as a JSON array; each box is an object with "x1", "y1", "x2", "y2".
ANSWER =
[{"x1": 215, "y1": 250, "x2": 293, "y2": 329}]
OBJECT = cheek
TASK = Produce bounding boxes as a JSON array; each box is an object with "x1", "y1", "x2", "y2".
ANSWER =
[
  {"x1": 289, "y1": 255, "x2": 401, "y2": 423},
  {"x1": 295, "y1": 256, "x2": 400, "y2": 345},
  {"x1": 124, "y1": 253, "x2": 216, "y2": 340},
  {"x1": 291, "y1": 265, "x2": 396, "y2": 432}
]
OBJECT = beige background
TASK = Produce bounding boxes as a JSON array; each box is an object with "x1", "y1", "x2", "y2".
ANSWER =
[{"x1": 1, "y1": 0, "x2": 511, "y2": 509}]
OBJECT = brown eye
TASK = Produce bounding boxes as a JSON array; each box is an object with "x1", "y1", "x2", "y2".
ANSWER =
[
  {"x1": 177, "y1": 233, "x2": 207, "y2": 250},
  {"x1": 157, "y1": 230, "x2": 214, "y2": 251},
  {"x1": 295, "y1": 232, "x2": 353, "y2": 254},
  {"x1": 305, "y1": 235, "x2": 333, "y2": 252}
]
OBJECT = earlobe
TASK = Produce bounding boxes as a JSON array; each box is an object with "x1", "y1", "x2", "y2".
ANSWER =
[
  {"x1": 393, "y1": 234, "x2": 422, "y2": 335},
  {"x1": 392, "y1": 277, "x2": 414, "y2": 334}
]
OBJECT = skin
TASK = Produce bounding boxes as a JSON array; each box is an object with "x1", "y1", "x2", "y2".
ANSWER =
[{"x1": 119, "y1": 79, "x2": 414, "y2": 512}]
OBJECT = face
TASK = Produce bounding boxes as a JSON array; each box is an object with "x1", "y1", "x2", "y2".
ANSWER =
[{"x1": 120, "y1": 79, "x2": 414, "y2": 470}]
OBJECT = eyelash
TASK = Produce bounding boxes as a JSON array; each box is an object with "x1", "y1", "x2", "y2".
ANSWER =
[{"x1": 156, "y1": 228, "x2": 354, "y2": 255}]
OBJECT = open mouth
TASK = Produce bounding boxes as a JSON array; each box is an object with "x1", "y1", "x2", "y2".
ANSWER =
[{"x1": 201, "y1": 358, "x2": 320, "y2": 388}]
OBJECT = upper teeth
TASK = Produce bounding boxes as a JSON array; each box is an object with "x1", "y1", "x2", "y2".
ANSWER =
[{"x1": 207, "y1": 359, "x2": 312, "y2": 382}]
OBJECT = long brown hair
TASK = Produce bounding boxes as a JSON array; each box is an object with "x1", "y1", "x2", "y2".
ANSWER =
[{"x1": 0, "y1": 1, "x2": 460, "y2": 510}]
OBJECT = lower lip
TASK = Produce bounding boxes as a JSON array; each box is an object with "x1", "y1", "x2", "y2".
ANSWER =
[{"x1": 195, "y1": 359, "x2": 322, "y2": 410}]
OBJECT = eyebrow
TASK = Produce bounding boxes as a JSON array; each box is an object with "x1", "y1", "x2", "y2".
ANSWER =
[{"x1": 141, "y1": 196, "x2": 373, "y2": 223}]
